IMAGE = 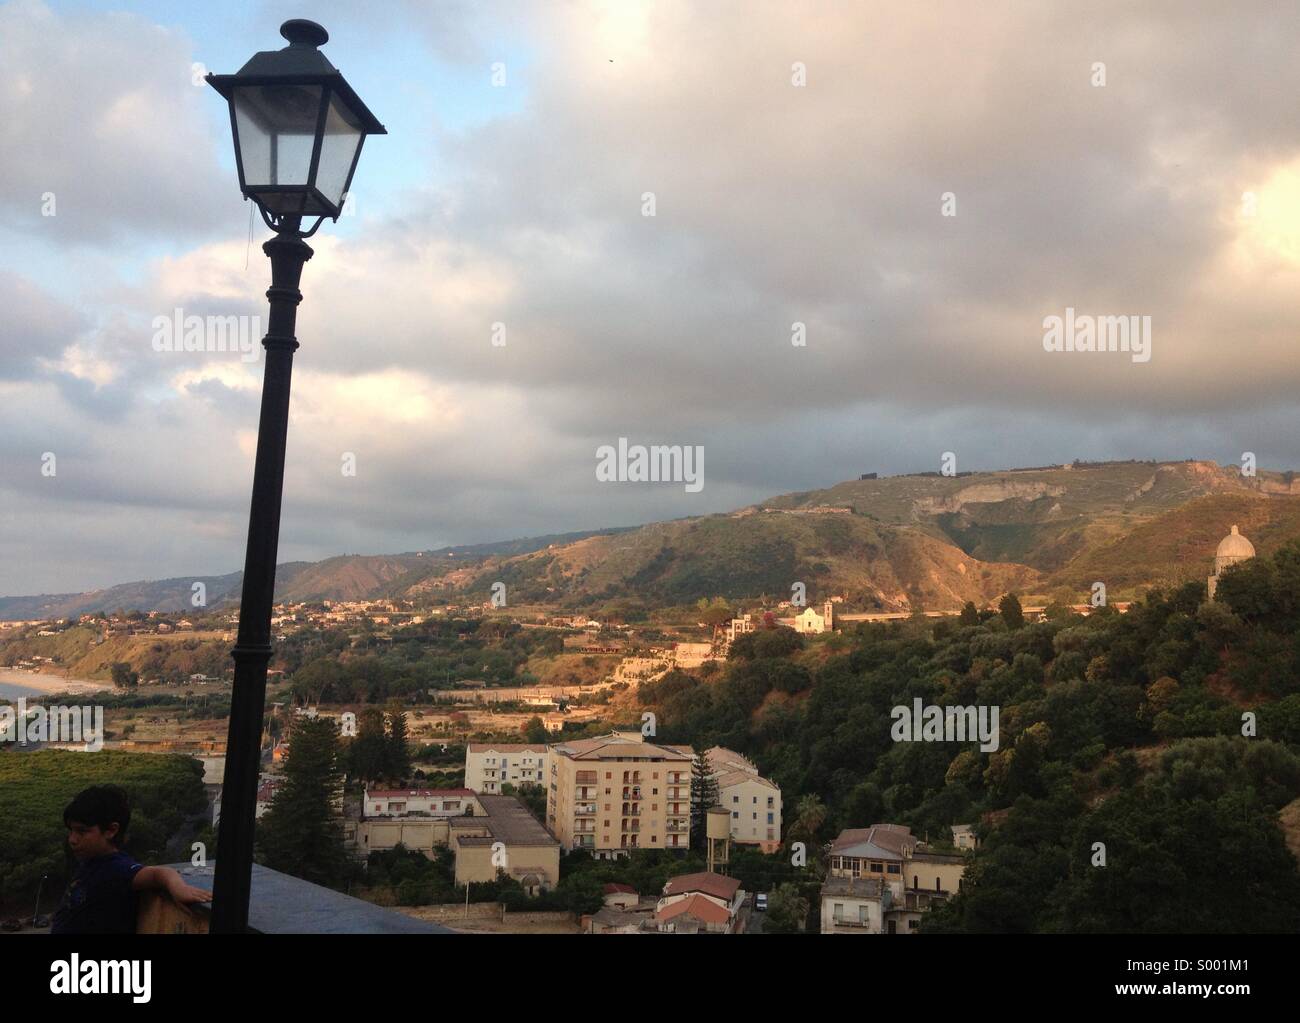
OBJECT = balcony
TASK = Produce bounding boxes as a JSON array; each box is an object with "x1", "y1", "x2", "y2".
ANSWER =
[
  {"x1": 136, "y1": 862, "x2": 451, "y2": 934},
  {"x1": 575, "y1": 803, "x2": 597, "y2": 815}
]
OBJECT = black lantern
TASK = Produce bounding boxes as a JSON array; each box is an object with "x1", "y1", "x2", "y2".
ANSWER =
[{"x1": 206, "y1": 19, "x2": 386, "y2": 227}]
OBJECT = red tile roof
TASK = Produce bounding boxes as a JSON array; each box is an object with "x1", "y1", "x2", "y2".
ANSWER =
[
  {"x1": 662, "y1": 872, "x2": 741, "y2": 901},
  {"x1": 657, "y1": 894, "x2": 731, "y2": 926}
]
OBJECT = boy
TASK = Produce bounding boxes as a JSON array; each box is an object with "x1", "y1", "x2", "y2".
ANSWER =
[{"x1": 51, "y1": 785, "x2": 211, "y2": 935}]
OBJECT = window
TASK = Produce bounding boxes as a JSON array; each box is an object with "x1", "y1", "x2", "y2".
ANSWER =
[
  {"x1": 767, "y1": 813, "x2": 774, "y2": 824},
  {"x1": 732, "y1": 795, "x2": 739, "y2": 803},
  {"x1": 908, "y1": 919, "x2": 919, "y2": 931},
  {"x1": 870, "y1": 861, "x2": 883, "y2": 873},
  {"x1": 732, "y1": 811, "x2": 739, "y2": 819},
  {"x1": 886, "y1": 863, "x2": 900, "y2": 875}
]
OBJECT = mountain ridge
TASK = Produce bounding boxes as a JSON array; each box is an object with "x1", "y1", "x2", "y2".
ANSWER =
[{"x1": 5, "y1": 459, "x2": 1298, "y2": 619}]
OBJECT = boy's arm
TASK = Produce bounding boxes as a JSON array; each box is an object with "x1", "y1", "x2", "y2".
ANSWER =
[{"x1": 132, "y1": 866, "x2": 212, "y2": 905}]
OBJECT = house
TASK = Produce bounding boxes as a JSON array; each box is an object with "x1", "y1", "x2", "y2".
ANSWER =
[
  {"x1": 820, "y1": 824, "x2": 968, "y2": 933},
  {"x1": 655, "y1": 872, "x2": 745, "y2": 933},
  {"x1": 820, "y1": 876, "x2": 885, "y2": 933},
  {"x1": 951, "y1": 824, "x2": 978, "y2": 850},
  {"x1": 602, "y1": 882, "x2": 639, "y2": 910},
  {"x1": 585, "y1": 906, "x2": 652, "y2": 934}
]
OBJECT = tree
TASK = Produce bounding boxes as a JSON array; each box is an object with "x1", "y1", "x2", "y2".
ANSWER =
[
  {"x1": 790, "y1": 793, "x2": 827, "y2": 849},
  {"x1": 257, "y1": 716, "x2": 350, "y2": 888},
  {"x1": 959, "y1": 602, "x2": 980, "y2": 627},
  {"x1": 110, "y1": 662, "x2": 139, "y2": 689},
  {"x1": 522, "y1": 716, "x2": 548, "y2": 744},
  {"x1": 349, "y1": 708, "x2": 389, "y2": 783},
  {"x1": 385, "y1": 707, "x2": 412, "y2": 782},
  {"x1": 764, "y1": 882, "x2": 810, "y2": 933},
  {"x1": 689, "y1": 750, "x2": 719, "y2": 849},
  {"x1": 999, "y1": 593, "x2": 1024, "y2": 630}
]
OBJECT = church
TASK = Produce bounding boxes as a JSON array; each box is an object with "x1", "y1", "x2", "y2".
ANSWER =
[{"x1": 1207, "y1": 524, "x2": 1255, "y2": 600}]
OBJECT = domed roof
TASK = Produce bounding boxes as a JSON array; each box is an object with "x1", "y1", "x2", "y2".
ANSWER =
[{"x1": 1216, "y1": 524, "x2": 1255, "y2": 559}]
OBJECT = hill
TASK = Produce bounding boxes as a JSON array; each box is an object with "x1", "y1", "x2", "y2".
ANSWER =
[{"x1": 5, "y1": 459, "x2": 1300, "y2": 618}]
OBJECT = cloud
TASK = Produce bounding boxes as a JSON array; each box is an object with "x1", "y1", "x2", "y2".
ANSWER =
[{"x1": 4, "y1": 0, "x2": 1300, "y2": 594}]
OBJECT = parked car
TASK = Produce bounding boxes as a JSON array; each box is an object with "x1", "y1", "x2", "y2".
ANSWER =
[{"x1": 755, "y1": 892, "x2": 768, "y2": 912}]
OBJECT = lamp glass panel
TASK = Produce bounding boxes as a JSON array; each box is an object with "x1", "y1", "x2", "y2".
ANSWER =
[
  {"x1": 314, "y1": 93, "x2": 364, "y2": 207},
  {"x1": 231, "y1": 84, "x2": 323, "y2": 188}
]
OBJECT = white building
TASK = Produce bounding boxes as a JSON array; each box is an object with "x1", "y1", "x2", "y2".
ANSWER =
[
  {"x1": 706, "y1": 746, "x2": 782, "y2": 852},
  {"x1": 793, "y1": 601, "x2": 835, "y2": 634},
  {"x1": 464, "y1": 743, "x2": 549, "y2": 794},
  {"x1": 1207, "y1": 524, "x2": 1255, "y2": 600},
  {"x1": 364, "y1": 787, "x2": 476, "y2": 818}
]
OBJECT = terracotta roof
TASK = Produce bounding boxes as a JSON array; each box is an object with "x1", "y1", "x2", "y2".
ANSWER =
[
  {"x1": 830, "y1": 824, "x2": 916, "y2": 860},
  {"x1": 714, "y1": 769, "x2": 778, "y2": 791},
  {"x1": 657, "y1": 894, "x2": 731, "y2": 926},
  {"x1": 603, "y1": 882, "x2": 637, "y2": 895},
  {"x1": 662, "y1": 872, "x2": 741, "y2": 901},
  {"x1": 551, "y1": 735, "x2": 692, "y2": 762}
]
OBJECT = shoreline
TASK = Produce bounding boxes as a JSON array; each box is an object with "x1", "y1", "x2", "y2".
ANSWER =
[{"x1": 0, "y1": 669, "x2": 112, "y2": 698}]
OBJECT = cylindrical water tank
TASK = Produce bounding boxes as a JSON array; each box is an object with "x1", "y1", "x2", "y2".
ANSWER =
[{"x1": 706, "y1": 805, "x2": 730, "y2": 841}]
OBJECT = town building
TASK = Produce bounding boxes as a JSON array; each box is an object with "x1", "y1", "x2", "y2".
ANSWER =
[
  {"x1": 724, "y1": 614, "x2": 756, "y2": 644},
  {"x1": 364, "y1": 787, "x2": 476, "y2": 818},
  {"x1": 793, "y1": 600, "x2": 835, "y2": 634},
  {"x1": 1207, "y1": 524, "x2": 1255, "y2": 600},
  {"x1": 705, "y1": 746, "x2": 782, "y2": 852},
  {"x1": 449, "y1": 794, "x2": 560, "y2": 895},
  {"x1": 464, "y1": 743, "x2": 549, "y2": 793},
  {"x1": 820, "y1": 824, "x2": 968, "y2": 933},
  {"x1": 547, "y1": 732, "x2": 693, "y2": 857},
  {"x1": 354, "y1": 792, "x2": 558, "y2": 895},
  {"x1": 655, "y1": 872, "x2": 746, "y2": 933}
]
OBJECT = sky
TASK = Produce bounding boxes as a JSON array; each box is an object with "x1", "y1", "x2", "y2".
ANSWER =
[{"x1": 3, "y1": 0, "x2": 1300, "y2": 596}]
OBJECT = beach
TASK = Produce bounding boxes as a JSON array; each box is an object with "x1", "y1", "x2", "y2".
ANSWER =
[{"x1": 0, "y1": 668, "x2": 112, "y2": 700}]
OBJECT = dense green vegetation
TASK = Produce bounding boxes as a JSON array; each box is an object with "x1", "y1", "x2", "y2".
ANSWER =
[
  {"x1": 0, "y1": 750, "x2": 207, "y2": 907},
  {"x1": 637, "y1": 542, "x2": 1300, "y2": 932},
  {"x1": 278, "y1": 618, "x2": 566, "y2": 704}
]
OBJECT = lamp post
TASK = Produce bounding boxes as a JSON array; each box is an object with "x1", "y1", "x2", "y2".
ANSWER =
[{"x1": 205, "y1": 19, "x2": 384, "y2": 933}]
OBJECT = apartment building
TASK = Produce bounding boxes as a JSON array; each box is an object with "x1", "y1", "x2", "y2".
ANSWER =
[
  {"x1": 464, "y1": 743, "x2": 549, "y2": 793},
  {"x1": 820, "y1": 823, "x2": 969, "y2": 933},
  {"x1": 705, "y1": 746, "x2": 782, "y2": 852},
  {"x1": 547, "y1": 732, "x2": 693, "y2": 857}
]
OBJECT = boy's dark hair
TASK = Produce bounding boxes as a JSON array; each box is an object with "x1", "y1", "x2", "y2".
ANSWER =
[{"x1": 63, "y1": 785, "x2": 131, "y2": 845}]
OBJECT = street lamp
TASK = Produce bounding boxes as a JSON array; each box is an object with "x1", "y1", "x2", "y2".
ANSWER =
[{"x1": 204, "y1": 19, "x2": 384, "y2": 934}]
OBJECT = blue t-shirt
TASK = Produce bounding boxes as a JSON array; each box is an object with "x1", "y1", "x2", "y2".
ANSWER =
[{"x1": 51, "y1": 851, "x2": 143, "y2": 934}]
